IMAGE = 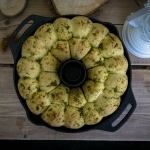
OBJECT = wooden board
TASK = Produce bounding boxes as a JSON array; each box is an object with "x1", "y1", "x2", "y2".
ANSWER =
[
  {"x1": 0, "y1": 67, "x2": 150, "y2": 140},
  {"x1": 0, "y1": 0, "x2": 27, "y2": 17},
  {"x1": 51, "y1": 0, "x2": 108, "y2": 15}
]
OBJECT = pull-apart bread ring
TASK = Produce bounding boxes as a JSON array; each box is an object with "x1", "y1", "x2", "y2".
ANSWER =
[{"x1": 16, "y1": 16, "x2": 128, "y2": 129}]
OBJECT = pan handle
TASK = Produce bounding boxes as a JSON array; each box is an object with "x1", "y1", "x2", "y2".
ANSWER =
[
  {"x1": 94, "y1": 86, "x2": 136, "y2": 132},
  {"x1": 9, "y1": 15, "x2": 50, "y2": 61}
]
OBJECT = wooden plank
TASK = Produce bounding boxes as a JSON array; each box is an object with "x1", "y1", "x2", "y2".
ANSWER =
[
  {"x1": 127, "y1": 52, "x2": 150, "y2": 65},
  {"x1": 0, "y1": 114, "x2": 150, "y2": 140},
  {"x1": 90, "y1": 0, "x2": 146, "y2": 24},
  {"x1": 0, "y1": 67, "x2": 150, "y2": 140},
  {"x1": 0, "y1": 0, "x2": 150, "y2": 65}
]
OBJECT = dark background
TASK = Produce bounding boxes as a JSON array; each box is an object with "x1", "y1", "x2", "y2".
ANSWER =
[{"x1": 0, "y1": 140, "x2": 150, "y2": 150}]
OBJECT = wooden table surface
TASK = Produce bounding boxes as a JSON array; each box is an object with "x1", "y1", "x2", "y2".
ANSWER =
[{"x1": 0, "y1": 0, "x2": 150, "y2": 140}]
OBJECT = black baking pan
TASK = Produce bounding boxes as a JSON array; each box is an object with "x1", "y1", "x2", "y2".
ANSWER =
[{"x1": 9, "y1": 14, "x2": 137, "y2": 133}]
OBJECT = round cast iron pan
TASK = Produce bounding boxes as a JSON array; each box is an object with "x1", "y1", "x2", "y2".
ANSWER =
[{"x1": 9, "y1": 14, "x2": 137, "y2": 133}]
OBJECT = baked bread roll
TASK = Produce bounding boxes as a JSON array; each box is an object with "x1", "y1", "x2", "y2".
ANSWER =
[
  {"x1": 69, "y1": 38, "x2": 91, "y2": 60},
  {"x1": 87, "y1": 23, "x2": 109, "y2": 47},
  {"x1": 82, "y1": 79, "x2": 104, "y2": 102},
  {"x1": 68, "y1": 87, "x2": 87, "y2": 108},
  {"x1": 104, "y1": 73, "x2": 128, "y2": 98},
  {"x1": 21, "y1": 36, "x2": 48, "y2": 60},
  {"x1": 104, "y1": 55, "x2": 128, "y2": 74},
  {"x1": 26, "y1": 91, "x2": 51, "y2": 115},
  {"x1": 41, "y1": 103, "x2": 65, "y2": 127},
  {"x1": 64, "y1": 106, "x2": 84, "y2": 129},
  {"x1": 17, "y1": 58, "x2": 40, "y2": 78},
  {"x1": 53, "y1": 17, "x2": 73, "y2": 40},
  {"x1": 49, "y1": 84, "x2": 70, "y2": 105},
  {"x1": 71, "y1": 16, "x2": 93, "y2": 38},
  {"x1": 17, "y1": 78, "x2": 39, "y2": 100},
  {"x1": 38, "y1": 71, "x2": 60, "y2": 93},
  {"x1": 100, "y1": 33, "x2": 124, "y2": 58},
  {"x1": 51, "y1": 41, "x2": 70, "y2": 62},
  {"x1": 40, "y1": 52, "x2": 61, "y2": 72},
  {"x1": 83, "y1": 102, "x2": 103, "y2": 125},
  {"x1": 87, "y1": 66, "x2": 108, "y2": 83},
  {"x1": 34, "y1": 23, "x2": 57, "y2": 49},
  {"x1": 95, "y1": 95, "x2": 121, "y2": 117},
  {"x1": 81, "y1": 48, "x2": 104, "y2": 69}
]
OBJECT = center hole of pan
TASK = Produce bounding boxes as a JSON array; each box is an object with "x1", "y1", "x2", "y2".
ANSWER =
[{"x1": 59, "y1": 59, "x2": 87, "y2": 87}]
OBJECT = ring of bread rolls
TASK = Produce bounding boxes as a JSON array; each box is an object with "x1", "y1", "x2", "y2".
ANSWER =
[{"x1": 16, "y1": 16, "x2": 128, "y2": 129}]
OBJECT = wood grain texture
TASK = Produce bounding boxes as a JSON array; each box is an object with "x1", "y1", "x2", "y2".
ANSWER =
[
  {"x1": 0, "y1": 67, "x2": 150, "y2": 140},
  {"x1": 0, "y1": 0, "x2": 150, "y2": 65},
  {"x1": 51, "y1": 0, "x2": 108, "y2": 15},
  {"x1": 0, "y1": 0, "x2": 27, "y2": 17}
]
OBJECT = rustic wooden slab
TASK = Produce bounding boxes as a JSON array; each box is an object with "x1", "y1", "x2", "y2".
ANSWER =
[
  {"x1": 51, "y1": 0, "x2": 108, "y2": 15},
  {"x1": 0, "y1": 67, "x2": 150, "y2": 140}
]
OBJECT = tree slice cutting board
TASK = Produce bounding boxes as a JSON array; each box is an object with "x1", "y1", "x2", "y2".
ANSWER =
[
  {"x1": 0, "y1": 0, "x2": 27, "y2": 17},
  {"x1": 51, "y1": 0, "x2": 108, "y2": 15}
]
